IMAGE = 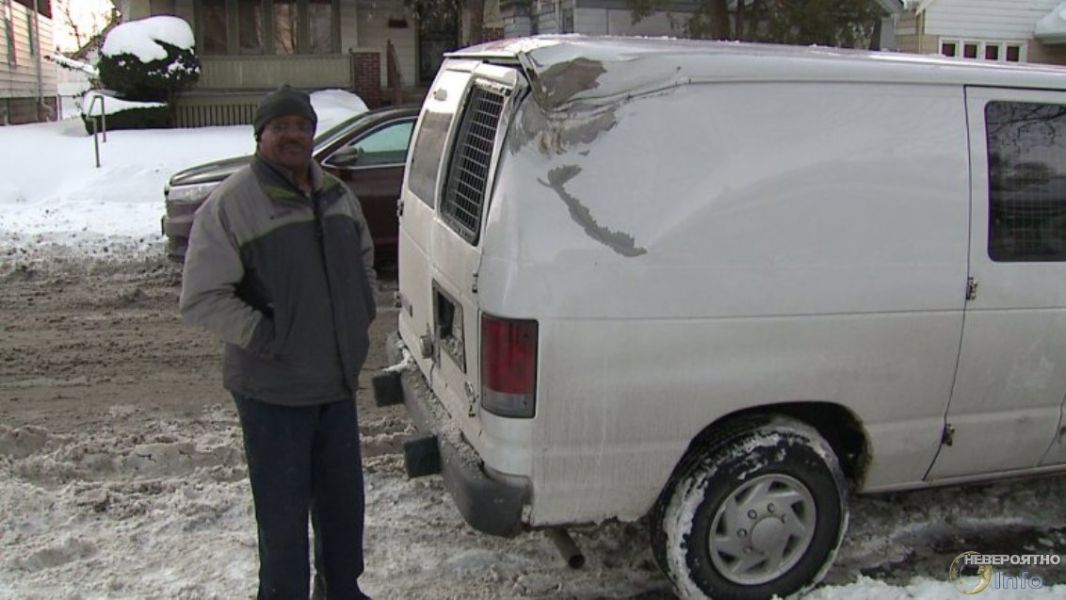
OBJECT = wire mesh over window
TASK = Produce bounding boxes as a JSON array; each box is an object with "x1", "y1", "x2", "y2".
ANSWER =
[
  {"x1": 440, "y1": 86, "x2": 505, "y2": 244},
  {"x1": 987, "y1": 101, "x2": 1066, "y2": 262}
]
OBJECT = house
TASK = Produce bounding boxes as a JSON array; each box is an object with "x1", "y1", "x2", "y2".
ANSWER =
[
  {"x1": 1, "y1": 0, "x2": 58, "y2": 125},
  {"x1": 124, "y1": 0, "x2": 908, "y2": 127},
  {"x1": 898, "y1": 0, "x2": 1066, "y2": 65},
  {"x1": 119, "y1": 0, "x2": 447, "y2": 125},
  {"x1": 491, "y1": 0, "x2": 903, "y2": 50}
]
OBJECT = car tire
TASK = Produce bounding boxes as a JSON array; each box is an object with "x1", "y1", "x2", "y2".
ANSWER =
[{"x1": 653, "y1": 416, "x2": 848, "y2": 600}]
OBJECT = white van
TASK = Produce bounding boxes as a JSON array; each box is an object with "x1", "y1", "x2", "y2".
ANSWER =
[{"x1": 376, "y1": 36, "x2": 1066, "y2": 599}]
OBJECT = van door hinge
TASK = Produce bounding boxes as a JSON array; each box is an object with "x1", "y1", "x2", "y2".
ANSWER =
[
  {"x1": 966, "y1": 277, "x2": 978, "y2": 301},
  {"x1": 941, "y1": 423, "x2": 956, "y2": 447},
  {"x1": 471, "y1": 271, "x2": 479, "y2": 294},
  {"x1": 465, "y1": 381, "x2": 479, "y2": 417}
]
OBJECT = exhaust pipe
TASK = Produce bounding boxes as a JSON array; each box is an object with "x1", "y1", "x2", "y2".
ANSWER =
[{"x1": 545, "y1": 528, "x2": 585, "y2": 569}]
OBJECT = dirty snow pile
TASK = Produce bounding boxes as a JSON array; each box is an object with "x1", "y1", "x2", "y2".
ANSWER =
[
  {"x1": 3, "y1": 405, "x2": 1066, "y2": 599},
  {"x1": 0, "y1": 90, "x2": 366, "y2": 271},
  {"x1": 0, "y1": 407, "x2": 666, "y2": 599}
]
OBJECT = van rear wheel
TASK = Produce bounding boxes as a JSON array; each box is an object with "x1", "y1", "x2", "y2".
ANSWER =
[{"x1": 653, "y1": 417, "x2": 847, "y2": 599}]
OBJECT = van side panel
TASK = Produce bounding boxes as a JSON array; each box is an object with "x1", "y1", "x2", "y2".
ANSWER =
[{"x1": 478, "y1": 82, "x2": 971, "y2": 525}]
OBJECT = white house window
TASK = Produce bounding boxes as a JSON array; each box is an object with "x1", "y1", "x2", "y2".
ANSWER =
[
  {"x1": 198, "y1": 0, "x2": 337, "y2": 55},
  {"x1": 201, "y1": 0, "x2": 227, "y2": 54},
  {"x1": 238, "y1": 0, "x2": 264, "y2": 52},
  {"x1": 273, "y1": 0, "x2": 297, "y2": 54},
  {"x1": 940, "y1": 38, "x2": 1026, "y2": 63},
  {"x1": 308, "y1": 0, "x2": 333, "y2": 54}
]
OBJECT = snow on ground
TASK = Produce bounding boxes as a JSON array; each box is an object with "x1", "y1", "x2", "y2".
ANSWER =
[
  {"x1": 82, "y1": 91, "x2": 166, "y2": 116},
  {"x1": 3, "y1": 404, "x2": 1066, "y2": 599},
  {"x1": 3, "y1": 95, "x2": 1066, "y2": 598},
  {"x1": 0, "y1": 90, "x2": 366, "y2": 272}
]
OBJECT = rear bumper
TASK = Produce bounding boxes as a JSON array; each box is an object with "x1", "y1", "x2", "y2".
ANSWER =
[{"x1": 384, "y1": 332, "x2": 530, "y2": 537}]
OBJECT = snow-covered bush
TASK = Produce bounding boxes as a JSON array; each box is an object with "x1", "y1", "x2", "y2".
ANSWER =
[{"x1": 97, "y1": 16, "x2": 200, "y2": 103}]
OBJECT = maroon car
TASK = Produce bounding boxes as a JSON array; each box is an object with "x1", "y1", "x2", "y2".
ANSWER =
[{"x1": 162, "y1": 104, "x2": 419, "y2": 265}]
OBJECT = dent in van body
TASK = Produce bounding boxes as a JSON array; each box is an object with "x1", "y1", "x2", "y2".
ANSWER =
[
  {"x1": 477, "y1": 81, "x2": 971, "y2": 525},
  {"x1": 537, "y1": 165, "x2": 647, "y2": 257},
  {"x1": 507, "y1": 100, "x2": 620, "y2": 157},
  {"x1": 527, "y1": 56, "x2": 607, "y2": 106}
]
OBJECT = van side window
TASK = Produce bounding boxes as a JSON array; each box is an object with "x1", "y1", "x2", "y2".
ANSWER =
[
  {"x1": 440, "y1": 86, "x2": 506, "y2": 245},
  {"x1": 986, "y1": 101, "x2": 1066, "y2": 262},
  {"x1": 409, "y1": 109, "x2": 454, "y2": 207}
]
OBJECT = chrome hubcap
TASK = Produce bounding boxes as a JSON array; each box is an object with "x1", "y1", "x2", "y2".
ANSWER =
[{"x1": 708, "y1": 473, "x2": 816, "y2": 585}]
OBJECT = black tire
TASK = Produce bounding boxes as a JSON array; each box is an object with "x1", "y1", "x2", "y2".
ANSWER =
[{"x1": 653, "y1": 417, "x2": 847, "y2": 600}]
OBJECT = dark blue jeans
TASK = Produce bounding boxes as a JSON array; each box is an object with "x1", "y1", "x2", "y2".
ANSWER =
[{"x1": 233, "y1": 394, "x2": 368, "y2": 600}]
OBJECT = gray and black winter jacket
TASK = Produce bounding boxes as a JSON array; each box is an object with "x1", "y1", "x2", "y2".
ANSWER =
[{"x1": 180, "y1": 156, "x2": 377, "y2": 406}]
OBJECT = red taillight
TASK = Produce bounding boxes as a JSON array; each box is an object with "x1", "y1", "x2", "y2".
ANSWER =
[{"x1": 481, "y1": 314, "x2": 537, "y2": 418}]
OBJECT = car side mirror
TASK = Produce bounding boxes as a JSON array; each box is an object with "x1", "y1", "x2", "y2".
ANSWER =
[{"x1": 327, "y1": 146, "x2": 363, "y2": 168}]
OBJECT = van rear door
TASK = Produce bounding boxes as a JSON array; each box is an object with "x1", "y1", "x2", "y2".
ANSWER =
[{"x1": 397, "y1": 61, "x2": 523, "y2": 423}]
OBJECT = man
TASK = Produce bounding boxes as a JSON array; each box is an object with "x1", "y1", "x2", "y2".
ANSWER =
[{"x1": 180, "y1": 84, "x2": 376, "y2": 600}]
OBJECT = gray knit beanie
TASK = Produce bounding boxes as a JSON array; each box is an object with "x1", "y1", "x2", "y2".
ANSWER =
[{"x1": 253, "y1": 84, "x2": 317, "y2": 138}]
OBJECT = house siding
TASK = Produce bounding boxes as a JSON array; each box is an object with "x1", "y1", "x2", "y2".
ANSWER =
[
  {"x1": 1028, "y1": 38, "x2": 1066, "y2": 64},
  {"x1": 355, "y1": 0, "x2": 415, "y2": 88},
  {"x1": 897, "y1": 33, "x2": 938, "y2": 55},
  {"x1": 921, "y1": 0, "x2": 1059, "y2": 41},
  {"x1": 1, "y1": 1, "x2": 57, "y2": 116},
  {"x1": 897, "y1": 1, "x2": 1066, "y2": 66},
  {"x1": 531, "y1": 0, "x2": 561, "y2": 34},
  {"x1": 574, "y1": 7, "x2": 686, "y2": 36},
  {"x1": 340, "y1": 1, "x2": 358, "y2": 50}
]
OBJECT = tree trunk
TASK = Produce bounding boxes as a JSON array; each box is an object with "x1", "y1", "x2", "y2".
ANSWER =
[
  {"x1": 735, "y1": 0, "x2": 746, "y2": 41},
  {"x1": 747, "y1": 0, "x2": 762, "y2": 41},
  {"x1": 869, "y1": 16, "x2": 882, "y2": 50},
  {"x1": 711, "y1": 0, "x2": 730, "y2": 39}
]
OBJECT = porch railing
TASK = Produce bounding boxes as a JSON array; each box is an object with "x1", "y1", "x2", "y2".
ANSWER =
[
  {"x1": 173, "y1": 52, "x2": 385, "y2": 128},
  {"x1": 197, "y1": 54, "x2": 354, "y2": 90},
  {"x1": 173, "y1": 92, "x2": 263, "y2": 128}
]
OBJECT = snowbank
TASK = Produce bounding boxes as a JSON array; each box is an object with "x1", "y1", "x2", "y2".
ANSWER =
[
  {"x1": 82, "y1": 91, "x2": 165, "y2": 117},
  {"x1": 102, "y1": 16, "x2": 195, "y2": 62},
  {"x1": 50, "y1": 53, "x2": 99, "y2": 77},
  {"x1": 0, "y1": 90, "x2": 366, "y2": 267}
]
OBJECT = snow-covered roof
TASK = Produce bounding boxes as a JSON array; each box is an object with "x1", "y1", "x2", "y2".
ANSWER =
[
  {"x1": 1036, "y1": 2, "x2": 1066, "y2": 44},
  {"x1": 452, "y1": 36, "x2": 1066, "y2": 111},
  {"x1": 50, "y1": 53, "x2": 99, "y2": 77},
  {"x1": 102, "y1": 16, "x2": 194, "y2": 61}
]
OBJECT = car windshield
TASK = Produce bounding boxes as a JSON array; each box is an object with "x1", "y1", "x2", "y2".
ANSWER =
[{"x1": 314, "y1": 112, "x2": 375, "y2": 152}]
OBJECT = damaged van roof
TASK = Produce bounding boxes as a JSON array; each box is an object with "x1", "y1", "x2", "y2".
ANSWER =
[{"x1": 447, "y1": 35, "x2": 1066, "y2": 109}]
